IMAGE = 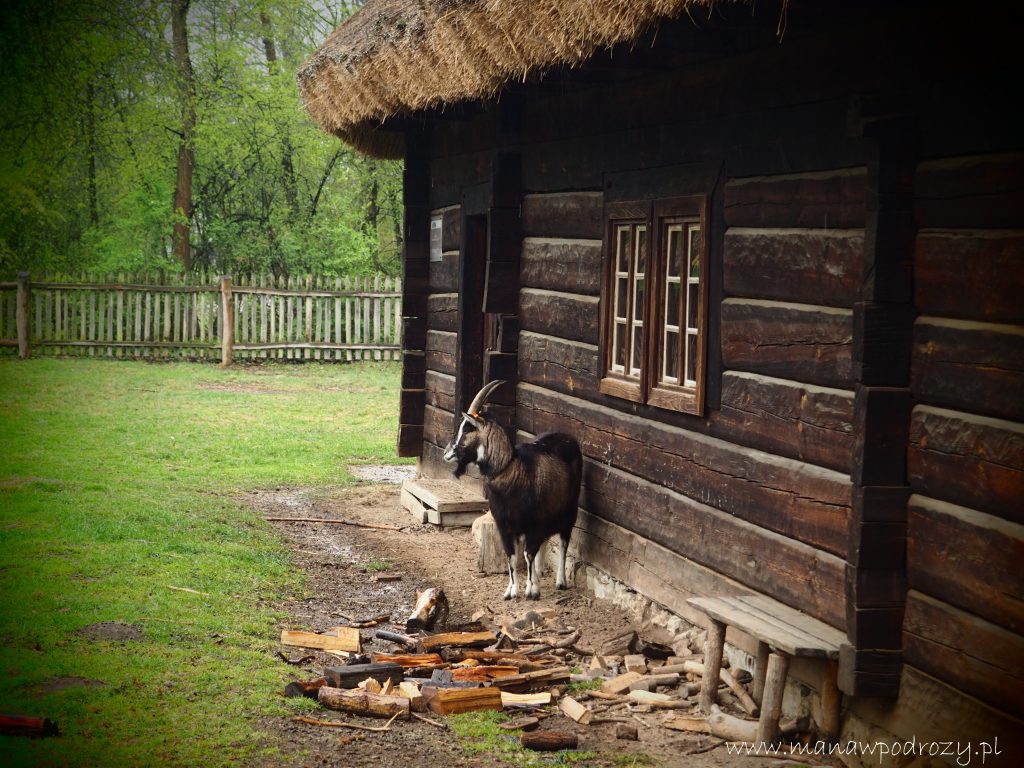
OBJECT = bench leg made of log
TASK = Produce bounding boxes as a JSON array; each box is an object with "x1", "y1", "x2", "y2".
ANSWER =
[
  {"x1": 755, "y1": 651, "x2": 790, "y2": 745},
  {"x1": 820, "y1": 659, "x2": 841, "y2": 743},
  {"x1": 699, "y1": 618, "x2": 726, "y2": 712},
  {"x1": 751, "y1": 641, "x2": 770, "y2": 705}
]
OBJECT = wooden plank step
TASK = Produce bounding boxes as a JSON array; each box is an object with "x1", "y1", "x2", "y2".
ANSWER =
[
  {"x1": 688, "y1": 596, "x2": 841, "y2": 658},
  {"x1": 401, "y1": 478, "x2": 488, "y2": 527}
]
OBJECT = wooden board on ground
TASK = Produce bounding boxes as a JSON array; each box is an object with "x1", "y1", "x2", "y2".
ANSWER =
[
  {"x1": 281, "y1": 628, "x2": 360, "y2": 653},
  {"x1": 400, "y1": 478, "x2": 488, "y2": 527}
]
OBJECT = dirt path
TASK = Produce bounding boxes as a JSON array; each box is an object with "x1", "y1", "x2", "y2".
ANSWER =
[{"x1": 245, "y1": 479, "x2": 803, "y2": 768}]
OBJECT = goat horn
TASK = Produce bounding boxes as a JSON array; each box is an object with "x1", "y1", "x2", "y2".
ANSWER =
[{"x1": 466, "y1": 379, "x2": 506, "y2": 416}]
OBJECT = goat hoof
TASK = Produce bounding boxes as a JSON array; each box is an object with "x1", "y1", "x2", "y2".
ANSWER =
[{"x1": 555, "y1": 582, "x2": 567, "y2": 590}]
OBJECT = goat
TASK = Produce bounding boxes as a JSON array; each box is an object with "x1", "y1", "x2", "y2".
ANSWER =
[{"x1": 442, "y1": 380, "x2": 582, "y2": 600}]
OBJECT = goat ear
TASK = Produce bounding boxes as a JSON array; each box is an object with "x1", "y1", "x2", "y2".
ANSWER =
[{"x1": 462, "y1": 411, "x2": 484, "y2": 429}]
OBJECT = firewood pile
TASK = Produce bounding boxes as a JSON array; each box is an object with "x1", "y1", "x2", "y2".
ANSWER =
[{"x1": 280, "y1": 587, "x2": 807, "y2": 752}]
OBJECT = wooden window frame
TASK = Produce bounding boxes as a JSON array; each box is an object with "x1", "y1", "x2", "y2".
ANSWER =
[{"x1": 600, "y1": 196, "x2": 710, "y2": 415}]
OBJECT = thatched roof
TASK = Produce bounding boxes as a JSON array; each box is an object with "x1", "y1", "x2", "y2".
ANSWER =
[{"x1": 298, "y1": 0, "x2": 728, "y2": 158}]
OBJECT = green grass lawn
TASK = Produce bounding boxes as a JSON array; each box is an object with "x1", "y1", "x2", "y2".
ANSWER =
[{"x1": 0, "y1": 357, "x2": 408, "y2": 767}]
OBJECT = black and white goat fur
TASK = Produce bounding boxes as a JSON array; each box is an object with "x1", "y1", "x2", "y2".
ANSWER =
[{"x1": 443, "y1": 380, "x2": 582, "y2": 600}]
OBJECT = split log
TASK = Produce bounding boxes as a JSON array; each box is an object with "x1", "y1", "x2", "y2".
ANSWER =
[
  {"x1": 317, "y1": 686, "x2": 410, "y2": 719},
  {"x1": 407, "y1": 587, "x2": 449, "y2": 631},
  {"x1": 558, "y1": 695, "x2": 593, "y2": 725},
  {"x1": 600, "y1": 631, "x2": 639, "y2": 657},
  {"x1": 601, "y1": 671, "x2": 645, "y2": 695},
  {"x1": 501, "y1": 691, "x2": 552, "y2": 708},
  {"x1": 420, "y1": 631, "x2": 498, "y2": 651},
  {"x1": 396, "y1": 681, "x2": 426, "y2": 712},
  {"x1": 0, "y1": 714, "x2": 59, "y2": 738},
  {"x1": 491, "y1": 666, "x2": 571, "y2": 692},
  {"x1": 429, "y1": 686, "x2": 503, "y2": 715},
  {"x1": 284, "y1": 677, "x2": 326, "y2": 699},
  {"x1": 684, "y1": 660, "x2": 760, "y2": 717},
  {"x1": 445, "y1": 649, "x2": 546, "y2": 669},
  {"x1": 499, "y1": 716, "x2": 540, "y2": 731},
  {"x1": 281, "y1": 628, "x2": 360, "y2": 653},
  {"x1": 371, "y1": 652, "x2": 444, "y2": 669},
  {"x1": 374, "y1": 629, "x2": 419, "y2": 650},
  {"x1": 521, "y1": 731, "x2": 578, "y2": 751},
  {"x1": 624, "y1": 655, "x2": 648, "y2": 674},
  {"x1": 451, "y1": 665, "x2": 519, "y2": 683},
  {"x1": 325, "y1": 662, "x2": 404, "y2": 689}
]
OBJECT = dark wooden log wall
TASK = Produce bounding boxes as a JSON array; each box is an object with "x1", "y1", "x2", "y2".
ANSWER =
[
  {"x1": 904, "y1": 152, "x2": 1024, "y2": 721},
  {"x1": 409, "y1": 1, "x2": 1024, "y2": 743}
]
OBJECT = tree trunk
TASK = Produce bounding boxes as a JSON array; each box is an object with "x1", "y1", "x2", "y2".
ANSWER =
[
  {"x1": 171, "y1": 0, "x2": 195, "y2": 272},
  {"x1": 259, "y1": 11, "x2": 299, "y2": 222},
  {"x1": 85, "y1": 81, "x2": 99, "y2": 226}
]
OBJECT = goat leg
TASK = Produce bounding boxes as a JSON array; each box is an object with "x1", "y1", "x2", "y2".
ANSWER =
[
  {"x1": 555, "y1": 535, "x2": 569, "y2": 590},
  {"x1": 524, "y1": 551, "x2": 540, "y2": 600}
]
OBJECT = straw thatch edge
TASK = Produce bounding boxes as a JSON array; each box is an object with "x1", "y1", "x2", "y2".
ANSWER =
[{"x1": 299, "y1": 0, "x2": 736, "y2": 158}]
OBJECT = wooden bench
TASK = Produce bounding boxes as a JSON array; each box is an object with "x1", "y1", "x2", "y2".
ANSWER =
[{"x1": 688, "y1": 595, "x2": 845, "y2": 743}]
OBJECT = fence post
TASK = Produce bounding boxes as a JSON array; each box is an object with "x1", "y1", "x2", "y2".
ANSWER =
[
  {"x1": 220, "y1": 276, "x2": 234, "y2": 367},
  {"x1": 16, "y1": 271, "x2": 30, "y2": 359}
]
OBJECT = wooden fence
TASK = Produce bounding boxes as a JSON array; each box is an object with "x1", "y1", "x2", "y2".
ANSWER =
[{"x1": 0, "y1": 272, "x2": 402, "y2": 363}]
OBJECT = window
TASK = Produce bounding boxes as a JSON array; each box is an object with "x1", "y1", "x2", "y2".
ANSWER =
[{"x1": 600, "y1": 196, "x2": 709, "y2": 415}]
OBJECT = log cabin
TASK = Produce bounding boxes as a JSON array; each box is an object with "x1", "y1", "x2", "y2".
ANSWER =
[{"x1": 299, "y1": 0, "x2": 1024, "y2": 758}]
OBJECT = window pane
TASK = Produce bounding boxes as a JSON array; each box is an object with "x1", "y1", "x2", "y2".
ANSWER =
[
  {"x1": 616, "y1": 277, "x2": 628, "y2": 322},
  {"x1": 689, "y1": 225, "x2": 702, "y2": 278},
  {"x1": 685, "y1": 332, "x2": 697, "y2": 385},
  {"x1": 616, "y1": 226, "x2": 630, "y2": 273},
  {"x1": 667, "y1": 225, "x2": 683, "y2": 277},
  {"x1": 666, "y1": 280, "x2": 680, "y2": 327},
  {"x1": 664, "y1": 329, "x2": 679, "y2": 382},
  {"x1": 687, "y1": 282, "x2": 699, "y2": 329},
  {"x1": 634, "y1": 275, "x2": 645, "y2": 322},
  {"x1": 635, "y1": 225, "x2": 647, "y2": 276},
  {"x1": 632, "y1": 326, "x2": 644, "y2": 373},
  {"x1": 614, "y1": 321, "x2": 626, "y2": 369}
]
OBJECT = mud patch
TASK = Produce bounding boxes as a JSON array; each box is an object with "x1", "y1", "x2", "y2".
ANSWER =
[
  {"x1": 76, "y1": 621, "x2": 145, "y2": 643},
  {"x1": 34, "y1": 676, "x2": 107, "y2": 696},
  {"x1": 347, "y1": 464, "x2": 416, "y2": 484}
]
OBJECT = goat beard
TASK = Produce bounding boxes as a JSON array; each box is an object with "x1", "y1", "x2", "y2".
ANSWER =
[{"x1": 452, "y1": 454, "x2": 472, "y2": 478}]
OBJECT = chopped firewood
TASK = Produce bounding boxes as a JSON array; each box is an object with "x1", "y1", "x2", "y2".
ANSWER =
[
  {"x1": 600, "y1": 630, "x2": 639, "y2": 657},
  {"x1": 491, "y1": 666, "x2": 570, "y2": 692},
  {"x1": 444, "y1": 649, "x2": 536, "y2": 667},
  {"x1": 0, "y1": 714, "x2": 59, "y2": 738},
  {"x1": 429, "y1": 686, "x2": 503, "y2": 715},
  {"x1": 640, "y1": 672, "x2": 680, "y2": 689},
  {"x1": 589, "y1": 654, "x2": 607, "y2": 672},
  {"x1": 396, "y1": 681, "x2": 426, "y2": 712},
  {"x1": 601, "y1": 671, "x2": 644, "y2": 695},
  {"x1": 624, "y1": 654, "x2": 648, "y2": 674},
  {"x1": 348, "y1": 614, "x2": 392, "y2": 628},
  {"x1": 616, "y1": 723, "x2": 639, "y2": 741},
  {"x1": 284, "y1": 677, "x2": 326, "y2": 699},
  {"x1": 406, "y1": 587, "x2": 449, "y2": 632},
  {"x1": 501, "y1": 691, "x2": 552, "y2": 708},
  {"x1": 359, "y1": 677, "x2": 383, "y2": 694},
  {"x1": 585, "y1": 690, "x2": 629, "y2": 702},
  {"x1": 471, "y1": 609, "x2": 491, "y2": 623},
  {"x1": 646, "y1": 698, "x2": 696, "y2": 710},
  {"x1": 317, "y1": 686, "x2": 410, "y2": 719},
  {"x1": 558, "y1": 695, "x2": 593, "y2": 725},
  {"x1": 521, "y1": 731, "x2": 578, "y2": 751},
  {"x1": 628, "y1": 690, "x2": 672, "y2": 704},
  {"x1": 380, "y1": 678, "x2": 394, "y2": 696},
  {"x1": 420, "y1": 631, "x2": 498, "y2": 651},
  {"x1": 374, "y1": 629, "x2": 419, "y2": 650},
  {"x1": 663, "y1": 714, "x2": 712, "y2": 734},
  {"x1": 371, "y1": 652, "x2": 444, "y2": 669},
  {"x1": 281, "y1": 628, "x2": 360, "y2": 653},
  {"x1": 498, "y1": 716, "x2": 540, "y2": 731},
  {"x1": 683, "y1": 660, "x2": 759, "y2": 717},
  {"x1": 451, "y1": 665, "x2": 519, "y2": 683},
  {"x1": 325, "y1": 662, "x2": 404, "y2": 689}
]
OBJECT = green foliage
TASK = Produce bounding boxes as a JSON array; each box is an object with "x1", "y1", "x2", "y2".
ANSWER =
[
  {"x1": 0, "y1": 0, "x2": 401, "y2": 279},
  {"x1": 0, "y1": 358, "x2": 408, "y2": 766}
]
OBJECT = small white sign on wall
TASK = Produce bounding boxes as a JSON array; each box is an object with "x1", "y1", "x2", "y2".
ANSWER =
[{"x1": 430, "y1": 215, "x2": 443, "y2": 262}]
